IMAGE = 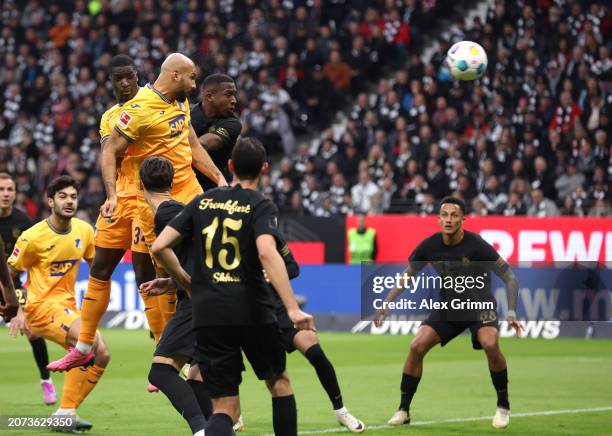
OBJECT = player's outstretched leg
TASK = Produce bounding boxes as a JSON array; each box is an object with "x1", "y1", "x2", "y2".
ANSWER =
[
  {"x1": 476, "y1": 327, "x2": 511, "y2": 429},
  {"x1": 148, "y1": 358, "x2": 208, "y2": 435},
  {"x1": 52, "y1": 318, "x2": 110, "y2": 433},
  {"x1": 26, "y1": 333, "x2": 56, "y2": 405},
  {"x1": 266, "y1": 371, "x2": 297, "y2": 436},
  {"x1": 48, "y1": 248, "x2": 125, "y2": 371},
  {"x1": 388, "y1": 324, "x2": 440, "y2": 426},
  {"x1": 294, "y1": 330, "x2": 365, "y2": 433}
]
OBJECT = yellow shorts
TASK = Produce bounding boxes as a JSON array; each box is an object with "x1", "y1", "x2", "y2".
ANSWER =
[
  {"x1": 137, "y1": 180, "x2": 203, "y2": 251},
  {"x1": 25, "y1": 302, "x2": 81, "y2": 349},
  {"x1": 94, "y1": 196, "x2": 148, "y2": 254}
]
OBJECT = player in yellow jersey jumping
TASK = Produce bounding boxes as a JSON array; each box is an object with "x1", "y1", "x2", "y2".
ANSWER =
[
  {"x1": 6, "y1": 176, "x2": 110, "y2": 432},
  {"x1": 50, "y1": 52, "x2": 226, "y2": 372}
]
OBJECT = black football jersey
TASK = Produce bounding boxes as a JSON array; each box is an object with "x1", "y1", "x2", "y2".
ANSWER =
[
  {"x1": 169, "y1": 185, "x2": 278, "y2": 327},
  {"x1": 0, "y1": 209, "x2": 32, "y2": 288},
  {"x1": 154, "y1": 200, "x2": 193, "y2": 301},
  {"x1": 190, "y1": 102, "x2": 241, "y2": 191}
]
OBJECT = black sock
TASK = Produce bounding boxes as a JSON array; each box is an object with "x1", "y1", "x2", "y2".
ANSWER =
[
  {"x1": 187, "y1": 379, "x2": 213, "y2": 419},
  {"x1": 148, "y1": 363, "x2": 207, "y2": 433},
  {"x1": 490, "y1": 368, "x2": 510, "y2": 409},
  {"x1": 399, "y1": 373, "x2": 420, "y2": 412},
  {"x1": 304, "y1": 344, "x2": 343, "y2": 410},
  {"x1": 272, "y1": 395, "x2": 297, "y2": 436},
  {"x1": 29, "y1": 337, "x2": 50, "y2": 380},
  {"x1": 206, "y1": 413, "x2": 234, "y2": 436}
]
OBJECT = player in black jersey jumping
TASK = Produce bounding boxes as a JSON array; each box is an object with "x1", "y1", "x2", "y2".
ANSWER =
[
  {"x1": 191, "y1": 74, "x2": 241, "y2": 192},
  {"x1": 0, "y1": 172, "x2": 56, "y2": 405},
  {"x1": 151, "y1": 137, "x2": 313, "y2": 436},
  {"x1": 374, "y1": 197, "x2": 523, "y2": 429}
]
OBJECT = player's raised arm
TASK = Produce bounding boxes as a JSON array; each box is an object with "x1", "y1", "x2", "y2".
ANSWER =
[
  {"x1": 256, "y1": 233, "x2": 314, "y2": 331},
  {"x1": 150, "y1": 226, "x2": 190, "y2": 296},
  {"x1": 100, "y1": 128, "x2": 130, "y2": 221},
  {"x1": 188, "y1": 125, "x2": 227, "y2": 187}
]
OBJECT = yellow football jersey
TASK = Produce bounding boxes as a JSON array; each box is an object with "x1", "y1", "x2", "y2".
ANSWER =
[
  {"x1": 100, "y1": 91, "x2": 143, "y2": 199},
  {"x1": 113, "y1": 84, "x2": 197, "y2": 196},
  {"x1": 8, "y1": 218, "x2": 95, "y2": 309}
]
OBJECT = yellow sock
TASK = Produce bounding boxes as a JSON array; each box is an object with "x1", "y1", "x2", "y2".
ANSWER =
[
  {"x1": 60, "y1": 367, "x2": 88, "y2": 409},
  {"x1": 78, "y1": 277, "x2": 111, "y2": 345},
  {"x1": 140, "y1": 292, "x2": 164, "y2": 342},
  {"x1": 158, "y1": 292, "x2": 177, "y2": 327},
  {"x1": 74, "y1": 365, "x2": 105, "y2": 408}
]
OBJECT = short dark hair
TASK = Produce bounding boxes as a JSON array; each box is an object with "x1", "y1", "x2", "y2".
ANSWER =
[
  {"x1": 108, "y1": 54, "x2": 135, "y2": 73},
  {"x1": 46, "y1": 175, "x2": 80, "y2": 198},
  {"x1": 231, "y1": 137, "x2": 266, "y2": 180},
  {"x1": 202, "y1": 73, "x2": 234, "y2": 90},
  {"x1": 140, "y1": 156, "x2": 174, "y2": 193},
  {"x1": 439, "y1": 196, "x2": 466, "y2": 215}
]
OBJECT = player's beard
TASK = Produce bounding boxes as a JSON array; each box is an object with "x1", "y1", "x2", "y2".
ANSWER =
[
  {"x1": 55, "y1": 205, "x2": 76, "y2": 219},
  {"x1": 175, "y1": 80, "x2": 188, "y2": 102}
]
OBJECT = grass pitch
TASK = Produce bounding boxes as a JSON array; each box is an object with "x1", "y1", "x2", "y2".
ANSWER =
[{"x1": 1, "y1": 329, "x2": 611, "y2": 435}]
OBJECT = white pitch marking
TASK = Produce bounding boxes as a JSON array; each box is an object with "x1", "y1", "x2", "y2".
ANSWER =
[{"x1": 261, "y1": 406, "x2": 612, "y2": 435}]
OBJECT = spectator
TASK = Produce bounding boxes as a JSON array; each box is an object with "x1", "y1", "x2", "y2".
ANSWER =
[
  {"x1": 351, "y1": 169, "x2": 380, "y2": 214},
  {"x1": 528, "y1": 189, "x2": 560, "y2": 217},
  {"x1": 555, "y1": 159, "x2": 586, "y2": 199}
]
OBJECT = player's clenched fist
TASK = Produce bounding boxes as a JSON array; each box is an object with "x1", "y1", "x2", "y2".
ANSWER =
[
  {"x1": 289, "y1": 308, "x2": 316, "y2": 331},
  {"x1": 100, "y1": 196, "x2": 118, "y2": 222},
  {"x1": 373, "y1": 307, "x2": 389, "y2": 327}
]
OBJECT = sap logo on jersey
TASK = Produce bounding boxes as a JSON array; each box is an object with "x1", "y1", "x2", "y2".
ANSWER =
[
  {"x1": 50, "y1": 259, "x2": 77, "y2": 277},
  {"x1": 168, "y1": 115, "x2": 186, "y2": 137}
]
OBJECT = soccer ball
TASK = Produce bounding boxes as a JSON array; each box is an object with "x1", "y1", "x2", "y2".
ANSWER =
[{"x1": 446, "y1": 41, "x2": 488, "y2": 81}]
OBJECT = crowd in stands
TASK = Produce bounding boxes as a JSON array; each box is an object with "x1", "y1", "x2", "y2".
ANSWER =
[
  {"x1": 271, "y1": 0, "x2": 611, "y2": 218},
  {"x1": 0, "y1": 0, "x2": 609, "y2": 222}
]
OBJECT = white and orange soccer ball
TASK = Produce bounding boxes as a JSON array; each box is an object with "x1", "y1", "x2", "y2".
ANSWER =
[{"x1": 446, "y1": 41, "x2": 488, "y2": 81}]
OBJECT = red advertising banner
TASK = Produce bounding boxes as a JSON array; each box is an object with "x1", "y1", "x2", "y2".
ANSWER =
[{"x1": 346, "y1": 216, "x2": 612, "y2": 264}]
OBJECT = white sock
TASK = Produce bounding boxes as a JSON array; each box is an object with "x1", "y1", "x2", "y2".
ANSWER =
[
  {"x1": 41, "y1": 378, "x2": 52, "y2": 383},
  {"x1": 54, "y1": 408, "x2": 76, "y2": 415},
  {"x1": 193, "y1": 430, "x2": 205, "y2": 436},
  {"x1": 75, "y1": 341, "x2": 93, "y2": 354}
]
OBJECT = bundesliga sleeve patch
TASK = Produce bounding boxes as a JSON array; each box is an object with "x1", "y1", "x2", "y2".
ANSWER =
[
  {"x1": 118, "y1": 111, "x2": 133, "y2": 129},
  {"x1": 269, "y1": 216, "x2": 278, "y2": 229},
  {"x1": 10, "y1": 247, "x2": 20, "y2": 259}
]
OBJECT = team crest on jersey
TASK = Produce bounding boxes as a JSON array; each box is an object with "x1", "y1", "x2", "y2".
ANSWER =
[
  {"x1": 75, "y1": 238, "x2": 81, "y2": 248},
  {"x1": 215, "y1": 127, "x2": 230, "y2": 139},
  {"x1": 168, "y1": 115, "x2": 186, "y2": 137},
  {"x1": 118, "y1": 111, "x2": 132, "y2": 128}
]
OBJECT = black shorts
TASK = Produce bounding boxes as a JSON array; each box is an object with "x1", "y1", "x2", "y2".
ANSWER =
[
  {"x1": 155, "y1": 299, "x2": 196, "y2": 360},
  {"x1": 422, "y1": 310, "x2": 499, "y2": 350},
  {"x1": 276, "y1": 306, "x2": 298, "y2": 353},
  {"x1": 196, "y1": 323, "x2": 286, "y2": 398}
]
